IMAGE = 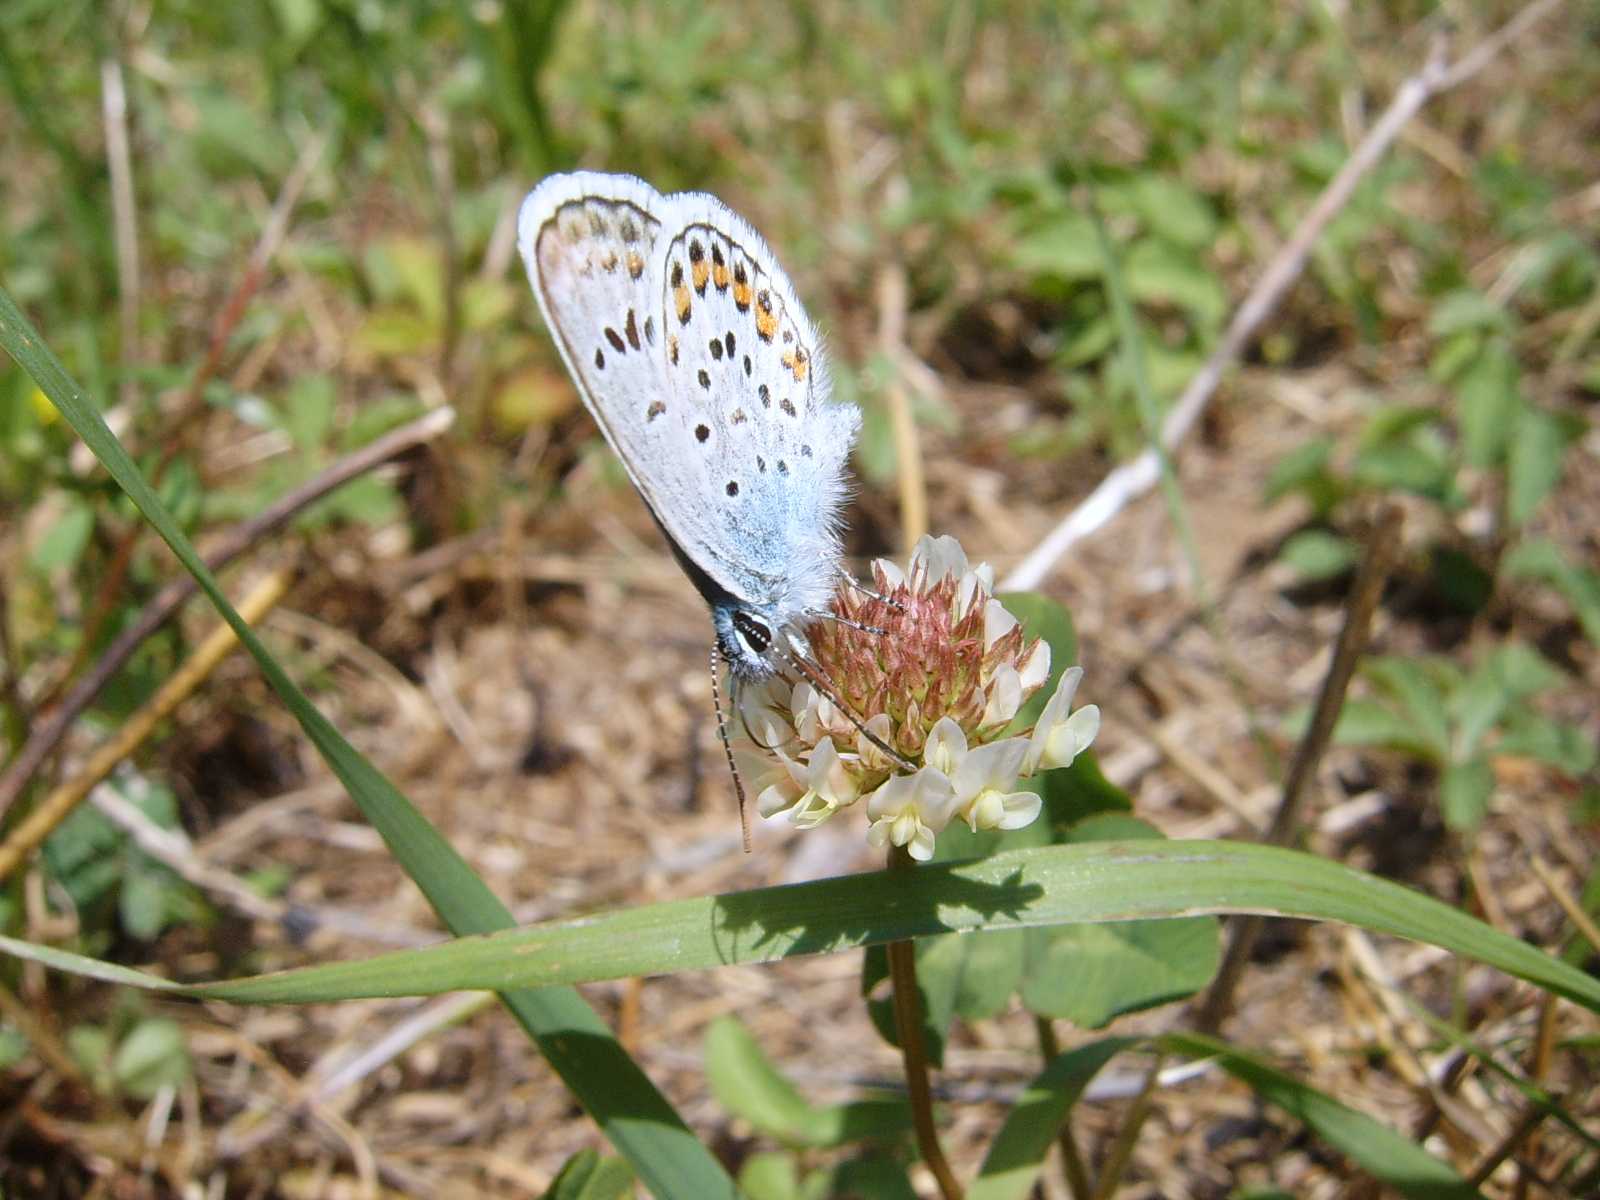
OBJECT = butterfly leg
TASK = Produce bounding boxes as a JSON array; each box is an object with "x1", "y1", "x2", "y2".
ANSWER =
[{"x1": 837, "y1": 568, "x2": 906, "y2": 611}]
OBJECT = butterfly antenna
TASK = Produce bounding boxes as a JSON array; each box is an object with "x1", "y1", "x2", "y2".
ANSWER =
[
  {"x1": 711, "y1": 643, "x2": 752, "y2": 853},
  {"x1": 776, "y1": 642, "x2": 918, "y2": 772},
  {"x1": 804, "y1": 607, "x2": 889, "y2": 637}
]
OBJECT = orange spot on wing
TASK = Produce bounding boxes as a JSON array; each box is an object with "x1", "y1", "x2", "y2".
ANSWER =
[
  {"x1": 626, "y1": 251, "x2": 645, "y2": 279},
  {"x1": 732, "y1": 282, "x2": 752, "y2": 311},
  {"x1": 691, "y1": 261, "x2": 710, "y2": 293},
  {"x1": 712, "y1": 264, "x2": 730, "y2": 290},
  {"x1": 675, "y1": 286, "x2": 692, "y2": 324},
  {"x1": 781, "y1": 349, "x2": 808, "y2": 382}
]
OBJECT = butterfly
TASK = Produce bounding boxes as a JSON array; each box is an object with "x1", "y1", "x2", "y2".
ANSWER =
[{"x1": 517, "y1": 172, "x2": 869, "y2": 837}]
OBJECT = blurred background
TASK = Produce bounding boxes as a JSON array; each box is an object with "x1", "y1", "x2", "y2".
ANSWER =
[{"x1": 1, "y1": 1, "x2": 1596, "y2": 1195}]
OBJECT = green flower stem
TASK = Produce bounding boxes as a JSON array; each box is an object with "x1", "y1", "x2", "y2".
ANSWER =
[
  {"x1": 1034, "y1": 1016, "x2": 1095, "y2": 1200},
  {"x1": 887, "y1": 846, "x2": 964, "y2": 1200}
]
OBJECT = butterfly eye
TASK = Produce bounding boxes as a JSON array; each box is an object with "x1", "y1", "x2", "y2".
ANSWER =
[{"x1": 732, "y1": 611, "x2": 773, "y2": 655}]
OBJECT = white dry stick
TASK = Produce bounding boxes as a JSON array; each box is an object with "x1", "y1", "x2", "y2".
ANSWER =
[{"x1": 1001, "y1": 0, "x2": 1566, "y2": 592}]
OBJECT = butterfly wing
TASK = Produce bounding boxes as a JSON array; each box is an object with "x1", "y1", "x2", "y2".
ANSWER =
[{"x1": 518, "y1": 173, "x2": 858, "y2": 623}]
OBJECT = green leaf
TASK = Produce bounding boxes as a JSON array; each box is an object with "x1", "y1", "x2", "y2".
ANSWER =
[
  {"x1": 0, "y1": 283, "x2": 737, "y2": 1200},
  {"x1": 1279, "y1": 529, "x2": 1358, "y2": 581},
  {"x1": 0, "y1": 1027, "x2": 28, "y2": 1071},
  {"x1": 1126, "y1": 175, "x2": 1217, "y2": 248},
  {"x1": 1440, "y1": 757, "x2": 1494, "y2": 833},
  {"x1": 970, "y1": 1037, "x2": 1137, "y2": 1200},
  {"x1": 284, "y1": 374, "x2": 336, "y2": 451},
  {"x1": 1123, "y1": 238, "x2": 1227, "y2": 329},
  {"x1": 1504, "y1": 539, "x2": 1600, "y2": 645},
  {"x1": 118, "y1": 863, "x2": 175, "y2": 941},
  {"x1": 1358, "y1": 404, "x2": 1441, "y2": 449},
  {"x1": 1010, "y1": 211, "x2": 1101, "y2": 281},
  {"x1": 1352, "y1": 434, "x2": 1457, "y2": 502},
  {"x1": 1364, "y1": 658, "x2": 1452, "y2": 759},
  {"x1": 461, "y1": 278, "x2": 516, "y2": 332},
  {"x1": 1162, "y1": 1034, "x2": 1485, "y2": 1200},
  {"x1": 818, "y1": 1156, "x2": 918, "y2": 1200},
  {"x1": 29, "y1": 498, "x2": 94, "y2": 571},
  {"x1": 996, "y1": 590, "x2": 1076, "y2": 735},
  {"x1": 1019, "y1": 816, "x2": 1218, "y2": 1028},
  {"x1": 737, "y1": 1153, "x2": 803, "y2": 1200},
  {"x1": 542, "y1": 1149, "x2": 635, "y2": 1200},
  {"x1": 1486, "y1": 642, "x2": 1562, "y2": 699},
  {"x1": 67, "y1": 1025, "x2": 116, "y2": 1094},
  {"x1": 270, "y1": 0, "x2": 323, "y2": 47},
  {"x1": 704, "y1": 1017, "x2": 912, "y2": 1148},
  {"x1": 1262, "y1": 436, "x2": 1335, "y2": 506},
  {"x1": 1457, "y1": 339, "x2": 1522, "y2": 468},
  {"x1": 1497, "y1": 711, "x2": 1598, "y2": 777},
  {"x1": 112, "y1": 1018, "x2": 192, "y2": 1100},
  {"x1": 354, "y1": 308, "x2": 439, "y2": 357},
  {"x1": 1505, "y1": 404, "x2": 1572, "y2": 526},
  {"x1": 1328, "y1": 699, "x2": 1444, "y2": 762},
  {"x1": 1443, "y1": 642, "x2": 1563, "y2": 767},
  {"x1": 1033, "y1": 753, "x2": 1132, "y2": 833},
  {"x1": 308, "y1": 474, "x2": 402, "y2": 527},
  {"x1": 43, "y1": 801, "x2": 126, "y2": 910},
  {"x1": 1427, "y1": 290, "x2": 1511, "y2": 338}
]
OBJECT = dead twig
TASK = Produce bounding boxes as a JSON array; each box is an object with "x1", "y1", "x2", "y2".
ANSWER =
[
  {"x1": 1001, "y1": 0, "x2": 1564, "y2": 592},
  {"x1": 0, "y1": 570, "x2": 291, "y2": 883},
  {"x1": 0, "y1": 406, "x2": 456, "y2": 819},
  {"x1": 1196, "y1": 505, "x2": 1404, "y2": 1031}
]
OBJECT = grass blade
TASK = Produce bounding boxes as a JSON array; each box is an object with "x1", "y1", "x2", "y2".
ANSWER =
[{"x1": 5, "y1": 840, "x2": 1597, "y2": 1017}]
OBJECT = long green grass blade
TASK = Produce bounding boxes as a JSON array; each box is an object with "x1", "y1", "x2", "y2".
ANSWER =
[
  {"x1": 0, "y1": 284, "x2": 736, "y2": 1200},
  {"x1": 1162, "y1": 1033, "x2": 1485, "y2": 1199},
  {"x1": 5, "y1": 840, "x2": 1597, "y2": 1017}
]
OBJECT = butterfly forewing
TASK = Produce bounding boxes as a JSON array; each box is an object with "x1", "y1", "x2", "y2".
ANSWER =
[
  {"x1": 519, "y1": 172, "x2": 858, "y2": 628},
  {"x1": 518, "y1": 173, "x2": 675, "y2": 506}
]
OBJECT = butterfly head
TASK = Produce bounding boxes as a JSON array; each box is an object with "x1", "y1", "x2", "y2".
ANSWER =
[{"x1": 713, "y1": 603, "x2": 797, "y2": 681}]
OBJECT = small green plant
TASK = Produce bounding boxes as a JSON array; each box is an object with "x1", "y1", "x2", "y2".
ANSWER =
[
  {"x1": 42, "y1": 769, "x2": 208, "y2": 945},
  {"x1": 1320, "y1": 645, "x2": 1596, "y2": 834},
  {"x1": 66, "y1": 1000, "x2": 193, "y2": 1101}
]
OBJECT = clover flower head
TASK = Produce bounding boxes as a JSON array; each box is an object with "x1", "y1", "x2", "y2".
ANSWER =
[{"x1": 731, "y1": 535, "x2": 1100, "y2": 862}]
